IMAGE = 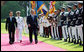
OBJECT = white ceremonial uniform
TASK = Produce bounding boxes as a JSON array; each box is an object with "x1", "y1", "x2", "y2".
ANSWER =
[
  {"x1": 72, "y1": 9, "x2": 79, "y2": 41},
  {"x1": 67, "y1": 11, "x2": 74, "y2": 40},
  {"x1": 60, "y1": 12, "x2": 68, "y2": 40},
  {"x1": 39, "y1": 16, "x2": 44, "y2": 36},
  {"x1": 53, "y1": 17, "x2": 58, "y2": 39},
  {"x1": 76, "y1": 7, "x2": 83, "y2": 42},
  {"x1": 15, "y1": 16, "x2": 24, "y2": 42}
]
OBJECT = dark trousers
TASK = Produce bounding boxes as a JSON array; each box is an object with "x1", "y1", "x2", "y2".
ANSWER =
[
  {"x1": 48, "y1": 26, "x2": 52, "y2": 38},
  {"x1": 8, "y1": 29, "x2": 15, "y2": 43},
  {"x1": 58, "y1": 26, "x2": 62, "y2": 39},
  {"x1": 29, "y1": 28, "x2": 38, "y2": 43},
  {"x1": 43, "y1": 27, "x2": 49, "y2": 37}
]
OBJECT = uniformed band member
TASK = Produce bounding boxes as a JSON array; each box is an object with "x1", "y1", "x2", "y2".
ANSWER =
[
  {"x1": 67, "y1": 6, "x2": 74, "y2": 43},
  {"x1": 15, "y1": 11, "x2": 24, "y2": 43}
]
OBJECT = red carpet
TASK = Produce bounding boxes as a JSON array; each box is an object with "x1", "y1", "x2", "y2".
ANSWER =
[{"x1": 1, "y1": 34, "x2": 67, "y2": 51}]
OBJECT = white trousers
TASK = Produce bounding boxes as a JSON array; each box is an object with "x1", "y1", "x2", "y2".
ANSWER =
[
  {"x1": 51, "y1": 25, "x2": 55, "y2": 38},
  {"x1": 76, "y1": 24, "x2": 83, "y2": 41},
  {"x1": 16, "y1": 28, "x2": 23, "y2": 41},
  {"x1": 56, "y1": 26, "x2": 60, "y2": 39},
  {"x1": 68, "y1": 26, "x2": 72, "y2": 39},
  {"x1": 62, "y1": 25, "x2": 68, "y2": 39},
  {"x1": 54, "y1": 26, "x2": 58, "y2": 39},
  {"x1": 72, "y1": 26, "x2": 78, "y2": 40},
  {"x1": 39, "y1": 25, "x2": 43, "y2": 36}
]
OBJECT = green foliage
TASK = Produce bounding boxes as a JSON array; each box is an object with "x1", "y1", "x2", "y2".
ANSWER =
[{"x1": 1, "y1": 1, "x2": 26, "y2": 19}]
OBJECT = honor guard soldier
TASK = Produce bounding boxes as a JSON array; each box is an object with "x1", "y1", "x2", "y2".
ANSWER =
[
  {"x1": 54, "y1": 10, "x2": 60, "y2": 40},
  {"x1": 56, "y1": 9, "x2": 62, "y2": 40},
  {"x1": 67, "y1": 6, "x2": 74, "y2": 43},
  {"x1": 49, "y1": 14, "x2": 56, "y2": 39},
  {"x1": 76, "y1": 1, "x2": 83, "y2": 46},
  {"x1": 72, "y1": 4, "x2": 79, "y2": 44},
  {"x1": 60, "y1": 7, "x2": 68, "y2": 42}
]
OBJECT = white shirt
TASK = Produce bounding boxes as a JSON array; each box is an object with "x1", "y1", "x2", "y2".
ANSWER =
[
  {"x1": 15, "y1": 16, "x2": 24, "y2": 29},
  {"x1": 43, "y1": 18, "x2": 50, "y2": 27}
]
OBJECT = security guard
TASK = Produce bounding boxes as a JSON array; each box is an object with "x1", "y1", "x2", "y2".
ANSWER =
[{"x1": 67, "y1": 6, "x2": 74, "y2": 43}]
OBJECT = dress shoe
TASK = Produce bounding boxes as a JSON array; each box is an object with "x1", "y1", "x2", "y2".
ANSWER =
[
  {"x1": 77, "y1": 40, "x2": 79, "y2": 44},
  {"x1": 60, "y1": 38, "x2": 62, "y2": 40},
  {"x1": 9, "y1": 41, "x2": 12, "y2": 44},
  {"x1": 74, "y1": 39, "x2": 76, "y2": 44},
  {"x1": 79, "y1": 41, "x2": 82, "y2": 46},
  {"x1": 30, "y1": 41, "x2": 32, "y2": 44},
  {"x1": 35, "y1": 41, "x2": 38, "y2": 44},
  {"x1": 20, "y1": 40, "x2": 22, "y2": 43},
  {"x1": 64, "y1": 39, "x2": 67, "y2": 42},
  {"x1": 70, "y1": 39, "x2": 73, "y2": 43},
  {"x1": 68, "y1": 39, "x2": 70, "y2": 42}
]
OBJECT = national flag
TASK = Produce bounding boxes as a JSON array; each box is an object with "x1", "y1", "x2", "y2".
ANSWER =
[
  {"x1": 30, "y1": 1, "x2": 36, "y2": 9},
  {"x1": 49, "y1": 1, "x2": 56, "y2": 14},
  {"x1": 37, "y1": 1, "x2": 48, "y2": 15}
]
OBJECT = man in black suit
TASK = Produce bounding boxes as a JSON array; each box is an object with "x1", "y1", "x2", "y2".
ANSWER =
[
  {"x1": 5, "y1": 11, "x2": 17, "y2": 44},
  {"x1": 27, "y1": 9, "x2": 39, "y2": 44}
]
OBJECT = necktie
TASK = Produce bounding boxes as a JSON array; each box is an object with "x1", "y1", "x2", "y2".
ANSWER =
[
  {"x1": 10, "y1": 17, "x2": 12, "y2": 22},
  {"x1": 32, "y1": 16, "x2": 34, "y2": 21}
]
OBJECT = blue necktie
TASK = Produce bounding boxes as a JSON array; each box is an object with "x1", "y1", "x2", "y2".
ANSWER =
[
  {"x1": 32, "y1": 16, "x2": 34, "y2": 21},
  {"x1": 10, "y1": 17, "x2": 12, "y2": 22}
]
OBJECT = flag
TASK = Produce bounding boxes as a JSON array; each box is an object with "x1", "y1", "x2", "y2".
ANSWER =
[
  {"x1": 30, "y1": 1, "x2": 37, "y2": 15},
  {"x1": 37, "y1": 1, "x2": 48, "y2": 15},
  {"x1": 31, "y1": 1, "x2": 36, "y2": 9},
  {"x1": 49, "y1": 1, "x2": 56, "y2": 14}
]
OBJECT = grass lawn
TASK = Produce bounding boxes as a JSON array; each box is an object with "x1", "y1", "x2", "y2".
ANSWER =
[{"x1": 1, "y1": 23, "x2": 83, "y2": 51}]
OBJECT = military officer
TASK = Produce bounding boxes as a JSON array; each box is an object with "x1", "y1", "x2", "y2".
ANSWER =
[{"x1": 15, "y1": 11, "x2": 24, "y2": 43}]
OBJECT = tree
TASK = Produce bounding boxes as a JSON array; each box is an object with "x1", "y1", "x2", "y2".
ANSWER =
[{"x1": 1, "y1": 1, "x2": 26, "y2": 19}]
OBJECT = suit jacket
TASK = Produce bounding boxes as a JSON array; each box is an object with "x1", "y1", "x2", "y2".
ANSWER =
[
  {"x1": 27, "y1": 15, "x2": 38, "y2": 29},
  {"x1": 5, "y1": 16, "x2": 17, "y2": 31}
]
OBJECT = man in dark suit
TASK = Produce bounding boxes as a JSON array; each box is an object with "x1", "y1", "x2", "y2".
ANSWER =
[
  {"x1": 27, "y1": 9, "x2": 38, "y2": 44},
  {"x1": 5, "y1": 11, "x2": 17, "y2": 44}
]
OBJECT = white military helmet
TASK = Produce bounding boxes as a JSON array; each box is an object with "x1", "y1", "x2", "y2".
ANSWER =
[{"x1": 77, "y1": 1, "x2": 83, "y2": 4}]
